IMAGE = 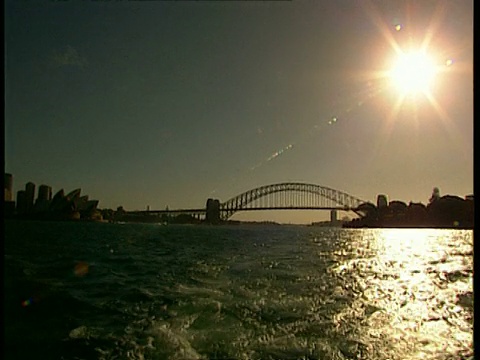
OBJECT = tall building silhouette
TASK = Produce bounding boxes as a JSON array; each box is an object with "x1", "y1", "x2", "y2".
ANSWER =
[
  {"x1": 16, "y1": 190, "x2": 27, "y2": 214},
  {"x1": 429, "y1": 187, "x2": 440, "y2": 203},
  {"x1": 4, "y1": 173, "x2": 13, "y2": 202},
  {"x1": 35, "y1": 185, "x2": 53, "y2": 213},
  {"x1": 377, "y1": 194, "x2": 388, "y2": 208},
  {"x1": 38, "y1": 185, "x2": 52, "y2": 201},
  {"x1": 4, "y1": 173, "x2": 15, "y2": 217},
  {"x1": 25, "y1": 182, "x2": 36, "y2": 214}
]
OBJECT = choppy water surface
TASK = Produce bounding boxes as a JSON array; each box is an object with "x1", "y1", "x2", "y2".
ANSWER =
[{"x1": 4, "y1": 221, "x2": 473, "y2": 359}]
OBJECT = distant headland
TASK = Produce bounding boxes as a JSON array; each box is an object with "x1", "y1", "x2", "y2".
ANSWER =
[{"x1": 342, "y1": 189, "x2": 474, "y2": 229}]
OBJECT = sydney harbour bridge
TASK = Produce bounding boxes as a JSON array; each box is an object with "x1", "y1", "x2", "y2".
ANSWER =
[{"x1": 129, "y1": 182, "x2": 368, "y2": 223}]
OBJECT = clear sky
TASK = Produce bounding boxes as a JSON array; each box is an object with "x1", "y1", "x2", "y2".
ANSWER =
[{"x1": 5, "y1": 0, "x2": 473, "y2": 224}]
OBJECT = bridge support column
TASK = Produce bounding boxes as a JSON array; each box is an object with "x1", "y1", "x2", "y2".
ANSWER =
[
  {"x1": 206, "y1": 198, "x2": 221, "y2": 224},
  {"x1": 330, "y1": 210, "x2": 337, "y2": 223}
]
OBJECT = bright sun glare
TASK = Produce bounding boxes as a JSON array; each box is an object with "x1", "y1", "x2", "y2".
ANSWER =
[
  {"x1": 347, "y1": 0, "x2": 471, "y2": 152},
  {"x1": 389, "y1": 50, "x2": 437, "y2": 95}
]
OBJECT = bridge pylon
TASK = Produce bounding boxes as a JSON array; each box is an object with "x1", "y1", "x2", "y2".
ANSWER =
[{"x1": 206, "y1": 198, "x2": 221, "y2": 224}]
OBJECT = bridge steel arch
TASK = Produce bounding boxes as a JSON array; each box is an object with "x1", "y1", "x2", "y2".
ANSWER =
[{"x1": 220, "y1": 182, "x2": 366, "y2": 220}]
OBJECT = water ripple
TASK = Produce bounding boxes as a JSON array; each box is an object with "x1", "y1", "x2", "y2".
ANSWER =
[{"x1": 4, "y1": 221, "x2": 473, "y2": 359}]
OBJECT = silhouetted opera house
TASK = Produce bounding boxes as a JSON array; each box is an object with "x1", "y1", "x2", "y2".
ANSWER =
[{"x1": 4, "y1": 173, "x2": 102, "y2": 221}]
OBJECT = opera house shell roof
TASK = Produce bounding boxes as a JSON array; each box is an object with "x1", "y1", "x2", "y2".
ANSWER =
[{"x1": 43, "y1": 188, "x2": 100, "y2": 219}]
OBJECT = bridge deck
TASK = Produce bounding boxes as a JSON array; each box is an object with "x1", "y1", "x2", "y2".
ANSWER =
[{"x1": 128, "y1": 206, "x2": 354, "y2": 215}]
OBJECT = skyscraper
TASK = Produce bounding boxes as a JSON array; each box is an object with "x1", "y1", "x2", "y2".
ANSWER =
[
  {"x1": 16, "y1": 190, "x2": 27, "y2": 214},
  {"x1": 25, "y1": 182, "x2": 36, "y2": 214},
  {"x1": 4, "y1": 173, "x2": 15, "y2": 217},
  {"x1": 377, "y1": 194, "x2": 388, "y2": 209},
  {"x1": 429, "y1": 187, "x2": 440, "y2": 203},
  {"x1": 4, "y1": 173, "x2": 13, "y2": 202},
  {"x1": 35, "y1": 185, "x2": 53, "y2": 213},
  {"x1": 38, "y1": 185, "x2": 52, "y2": 201}
]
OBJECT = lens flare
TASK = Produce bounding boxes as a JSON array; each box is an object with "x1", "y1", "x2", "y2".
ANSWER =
[
  {"x1": 21, "y1": 298, "x2": 33, "y2": 307},
  {"x1": 74, "y1": 261, "x2": 89, "y2": 277},
  {"x1": 266, "y1": 144, "x2": 294, "y2": 162}
]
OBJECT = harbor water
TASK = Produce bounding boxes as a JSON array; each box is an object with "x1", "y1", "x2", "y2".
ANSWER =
[{"x1": 4, "y1": 220, "x2": 473, "y2": 359}]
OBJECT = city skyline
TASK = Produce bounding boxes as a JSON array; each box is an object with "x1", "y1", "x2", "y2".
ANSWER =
[
  {"x1": 5, "y1": 173, "x2": 473, "y2": 228},
  {"x1": 5, "y1": 1, "x2": 473, "y2": 224}
]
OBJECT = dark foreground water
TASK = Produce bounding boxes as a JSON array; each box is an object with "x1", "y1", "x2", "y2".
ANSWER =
[{"x1": 4, "y1": 220, "x2": 473, "y2": 360}]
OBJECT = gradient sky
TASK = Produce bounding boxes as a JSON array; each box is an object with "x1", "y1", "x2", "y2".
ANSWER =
[{"x1": 5, "y1": 0, "x2": 473, "y2": 224}]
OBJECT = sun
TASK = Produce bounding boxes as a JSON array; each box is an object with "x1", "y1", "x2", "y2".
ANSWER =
[
  {"x1": 389, "y1": 50, "x2": 437, "y2": 96},
  {"x1": 345, "y1": 0, "x2": 471, "y2": 158}
]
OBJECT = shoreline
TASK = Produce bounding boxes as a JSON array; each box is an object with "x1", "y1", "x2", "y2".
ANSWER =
[{"x1": 4, "y1": 217, "x2": 473, "y2": 230}]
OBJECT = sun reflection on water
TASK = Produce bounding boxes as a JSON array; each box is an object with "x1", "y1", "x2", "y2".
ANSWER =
[{"x1": 331, "y1": 229, "x2": 473, "y2": 359}]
